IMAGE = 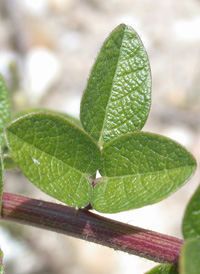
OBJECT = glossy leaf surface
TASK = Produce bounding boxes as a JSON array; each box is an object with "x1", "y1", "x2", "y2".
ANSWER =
[
  {"x1": 180, "y1": 239, "x2": 200, "y2": 274},
  {"x1": 92, "y1": 132, "x2": 196, "y2": 213},
  {"x1": 0, "y1": 75, "x2": 11, "y2": 146},
  {"x1": 6, "y1": 113, "x2": 101, "y2": 208},
  {"x1": 13, "y1": 108, "x2": 82, "y2": 128},
  {"x1": 80, "y1": 24, "x2": 151, "y2": 147},
  {"x1": 182, "y1": 184, "x2": 200, "y2": 239},
  {"x1": 145, "y1": 264, "x2": 178, "y2": 274}
]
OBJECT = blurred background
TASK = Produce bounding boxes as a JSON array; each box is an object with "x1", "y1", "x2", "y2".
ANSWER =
[{"x1": 0, "y1": 0, "x2": 200, "y2": 273}]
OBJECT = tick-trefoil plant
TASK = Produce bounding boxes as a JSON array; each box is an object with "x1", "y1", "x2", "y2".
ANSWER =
[{"x1": 0, "y1": 24, "x2": 199, "y2": 273}]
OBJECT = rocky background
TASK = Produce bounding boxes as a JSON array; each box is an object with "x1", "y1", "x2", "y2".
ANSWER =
[{"x1": 0, "y1": 0, "x2": 200, "y2": 273}]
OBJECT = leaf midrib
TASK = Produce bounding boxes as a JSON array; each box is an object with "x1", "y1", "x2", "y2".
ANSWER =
[
  {"x1": 100, "y1": 164, "x2": 195, "y2": 180},
  {"x1": 7, "y1": 130, "x2": 91, "y2": 179},
  {"x1": 98, "y1": 27, "x2": 127, "y2": 146}
]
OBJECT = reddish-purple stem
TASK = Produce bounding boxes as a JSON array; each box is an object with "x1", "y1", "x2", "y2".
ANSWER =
[{"x1": 1, "y1": 192, "x2": 183, "y2": 266}]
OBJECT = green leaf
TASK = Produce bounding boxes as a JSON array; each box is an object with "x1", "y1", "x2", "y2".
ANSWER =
[
  {"x1": 182, "y1": 184, "x2": 200, "y2": 239},
  {"x1": 13, "y1": 108, "x2": 82, "y2": 128},
  {"x1": 80, "y1": 24, "x2": 151, "y2": 147},
  {"x1": 0, "y1": 74, "x2": 11, "y2": 146},
  {"x1": 3, "y1": 154, "x2": 17, "y2": 170},
  {"x1": 180, "y1": 238, "x2": 200, "y2": 274},
  {"x1": 0, "y1": 250, "x2": 4, "y2": 274},
  {"x1": 5, "y1": 113, "x2": 101, "y2": 208},
  {"x1": 92, "y1": 132, "x2": 196, "y2": 213},
  {"x1": 145, "y1": 264, "x2": 178, "y2": 274}
]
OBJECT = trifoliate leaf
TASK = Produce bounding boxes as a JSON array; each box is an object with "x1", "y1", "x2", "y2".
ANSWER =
[
  {"x1": 92, "y1": 132, "x2": 196, "y2": 213},
  {"x1": 80, "y1": 24, "x2": 151, "y2": 147},
  {"x1": 182, "y1": 184, "x2": 200, "y2": 239},
  {"x1": 0, "y1": 75, "x2": 11, "y2": 146},
  {"x1": 180, "y1": 238, "x2": 200, "y2": 274},
  {"x1": 5, "y1": 113, "x2": 100, "y2": 208}
]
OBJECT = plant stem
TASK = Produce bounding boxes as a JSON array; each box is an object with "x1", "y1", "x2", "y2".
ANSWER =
[{"x1": 1, "y1": 192, "x2": 183, "y2": 266}]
